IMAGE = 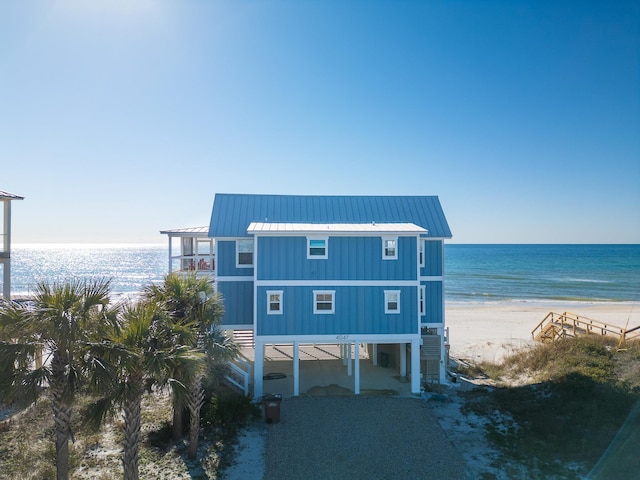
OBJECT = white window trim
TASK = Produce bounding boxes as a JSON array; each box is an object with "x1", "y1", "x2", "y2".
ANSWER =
[
  {"x1": 236, "y1": 239, "x2": 254, "y2": 268},
  {"x1": 266, "y1": 290, "x2": 283, "y2": 315},
  {"x1": 313, "y1": 290, "x2": 335, "y2": 314},
  {"x1": 384, "y1": 290, "x2": 401, "y2": 314},
  {"x1": 307, "y1": 236, "x2": 328, "y2": 259},
  {"x1": 382, "y1": 236, "x2": 398, "y2": 260},
  {"x1": 420, "y1": 285, "x2": 426, "y2": 316}
]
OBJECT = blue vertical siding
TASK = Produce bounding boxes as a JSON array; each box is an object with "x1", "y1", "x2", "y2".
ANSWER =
[
  {"x1": 422, "y1": 282, "x2": 443, "y2": 323},
  {"x1": 256, "y1": 285, "x2": 418, "y2": 336},
  {"x1": 217, "y1": 240, "x2": 254, "y2": 277},
  {"x1": 422, "y1": 240, "x2": 443, "y2": 277},
  {"x1": 257, "y1": 236, "x2": 417, "y2": 281},
  {"x1": 218, "y1": 281, "x2": 254, "y2": 326}
]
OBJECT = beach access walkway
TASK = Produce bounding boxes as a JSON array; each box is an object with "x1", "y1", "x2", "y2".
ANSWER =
[
  {"x1": 262, "y1": 396, "x2": 469, "y2": 480},
  {"x1": 532, "y1": 311, "x2": 640, "y2": 345}
]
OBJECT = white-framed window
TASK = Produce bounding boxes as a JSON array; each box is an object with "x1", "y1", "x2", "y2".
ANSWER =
[
  {"x1": 420, "y1": 285, "x2": 425, "y2": 316},
  {"x1": 236, "y1": 239, "x2": 254, "y2": 267},
  {"x1": 385, "y1": 290, "x2": 400, "y2": 314},
  {"x1": 382, "y1": 236, "x2": 397, "y2": 260},
  {"x1": 267, "y1": 290, "x2": 283, "y2": 315},
  {"x1": 307, "y1": 237, "x2": 328, "y2": 259},
  {"x1": 419, "y1": 239, "x2": 425, "y2": 267},
  {"x1": 313, "y1": 290, "x2": 335, "y2": 314}
]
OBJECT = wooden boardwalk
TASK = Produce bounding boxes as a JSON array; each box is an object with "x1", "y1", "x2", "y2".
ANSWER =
[{"x1": 532, "y1": 311, "x2": 640, "y2": 344}]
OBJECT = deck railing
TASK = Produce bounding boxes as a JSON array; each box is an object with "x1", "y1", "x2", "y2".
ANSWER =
[
  {"x1": 532, "y1": 311, "x2": 640, "y2": 343},
  {"x1": 171, "y1": 254, "x2": 215, "y2": 274},
  {"x1": 225, "y1": 352, "x2": 252, "y2": 396}
]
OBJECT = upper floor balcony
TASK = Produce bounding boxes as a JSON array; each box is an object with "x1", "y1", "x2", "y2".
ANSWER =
[{"x1": 160, "y1": 226, "x2": 215, "y2": 276}]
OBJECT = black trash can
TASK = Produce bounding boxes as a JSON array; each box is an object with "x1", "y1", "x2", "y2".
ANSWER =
[
  {"x1": 380, "y1": 352, "x2": 390, "y2": 368},
  {"x1": 262, "y1": 394, "x2": 282, "y2": 424}
]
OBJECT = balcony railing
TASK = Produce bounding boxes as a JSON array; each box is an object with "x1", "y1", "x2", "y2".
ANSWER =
[{"x1": 171, "y1": 254, "x2": 215, "y2": 274}]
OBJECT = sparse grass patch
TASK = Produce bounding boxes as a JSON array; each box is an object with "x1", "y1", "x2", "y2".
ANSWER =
[{"x1": 1, "y1": 389, "x2": 253, "y2": 479}]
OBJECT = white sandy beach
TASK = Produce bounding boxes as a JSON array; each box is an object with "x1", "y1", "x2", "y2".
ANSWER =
[{"x1": 446, "y1": 302, "x2": 640, "y2": 364}]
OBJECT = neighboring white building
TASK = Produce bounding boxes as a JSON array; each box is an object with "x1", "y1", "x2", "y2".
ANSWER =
[{"x1": 0, "y1": 190, "x2": 24, "y2": 300}]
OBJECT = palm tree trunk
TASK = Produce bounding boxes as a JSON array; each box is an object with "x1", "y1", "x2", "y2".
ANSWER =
[
  {"x1": 122, "y1": 393, "x2": 142, "y2": 480},
  {"x1": 50, "y1": 351, "x2": 71, "y2": 480},
  {"x1": 186, "y1": 376, "x2": 205, "y2": 460},
  {"x1": 51, "y1": 400, "x2": 72, "y2": 480}
]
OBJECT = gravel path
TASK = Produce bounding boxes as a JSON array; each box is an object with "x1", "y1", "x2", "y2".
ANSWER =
[{"x1": 263, "y1": 396, "x2": 469, "y2": 480}]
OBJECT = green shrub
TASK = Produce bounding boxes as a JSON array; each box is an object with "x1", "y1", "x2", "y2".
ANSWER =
[{"x1": 202, "y1": 392, "x2": 261, "y2": 431}]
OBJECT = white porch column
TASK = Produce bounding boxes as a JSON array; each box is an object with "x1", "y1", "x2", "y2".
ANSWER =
[
  {"x1": 354, "y1": 342, "x2": 360, "y2": 395},
  {"x1": 347, "y1": 343, "x2": 352, "y2": 376},
  {"x1": 293, "y1": 341, "x2": 300, "y2": 397},
  {"x1": 167, "y1": 236, "x2": 173, "y2": 273},
  {"x1": 411, "y1": 338, "x2": 421, "y2": 394},
  {"x1": 254, "y1": 341, "x2": 265, "y2": 399},
  {"x1": 2, "y1": 200, "x2": 11, "y2": 300},
  {"x1": 2, "y1": 260, "x2": 9, "y2": 300},
  {"x1": 400, "y1": 342, "x2": 407, "y2": 377},
  {"x1": 372, "y1": 344, "x2": 378, "y2": 366}
]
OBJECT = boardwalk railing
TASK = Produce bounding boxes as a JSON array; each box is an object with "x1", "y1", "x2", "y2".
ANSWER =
[{"x1": 532, "y1": 311, "x2": 640, "y2": 343}]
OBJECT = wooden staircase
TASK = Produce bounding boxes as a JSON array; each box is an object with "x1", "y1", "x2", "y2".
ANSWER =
[{"x1": 532, "y1": 312, "x2": 640, "y2": 344}]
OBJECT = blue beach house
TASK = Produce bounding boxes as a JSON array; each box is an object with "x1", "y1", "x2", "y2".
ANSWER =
[{"x1": 206, "y1": 193, "x2": 452, "y2": 397}]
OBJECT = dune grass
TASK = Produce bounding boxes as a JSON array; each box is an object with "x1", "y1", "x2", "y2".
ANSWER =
[{"x1": 461, "y1": 335, "x2": 640, "y2": 479}]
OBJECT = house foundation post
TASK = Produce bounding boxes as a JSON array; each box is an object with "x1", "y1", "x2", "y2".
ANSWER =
[
  {"x1": 354, "y1": 342, "x2": 360, "y2": 395},
  {"x1": 400, "y1": 342, "x2": 407, "y2": 377},
  {"x1": 411, "y1": 338, "x2": 420, "y2": 394},
  {"x1": 254, "y1": 341, "x2": 264, "y2": 399},
  {"x1": 293, "y1": 341, "x2": 300, "y2": 397}
]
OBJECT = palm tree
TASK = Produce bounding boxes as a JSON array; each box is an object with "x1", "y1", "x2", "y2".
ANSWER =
[
  {"x1": 144, "y1": 273, "x2": 237, "y2": 459},
  {"x1": 0, "y1": 279, "x2": 115, "y2": 480},
  {"x1": 86, "y1": 300, "x2": 203, "y2": 480}
]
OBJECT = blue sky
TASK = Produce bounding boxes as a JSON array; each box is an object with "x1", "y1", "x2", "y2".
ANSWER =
[{"x1": 1, "y1": 0, "x2": 638, "y2": 244}]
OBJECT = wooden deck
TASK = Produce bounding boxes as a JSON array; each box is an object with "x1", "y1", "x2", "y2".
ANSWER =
[{"x1": 532, "y1": 311, "x2": 640, "y2": 344}]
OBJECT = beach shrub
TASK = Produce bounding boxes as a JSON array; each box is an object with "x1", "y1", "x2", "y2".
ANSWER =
[
  {"x1": 462, "y1": 335, "x2": 640, "y2": 478},
  {"x1": 202, "y1": 392, "x2": 261, "y2": 431}
]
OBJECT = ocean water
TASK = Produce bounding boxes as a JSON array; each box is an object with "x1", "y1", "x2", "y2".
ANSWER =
[
  {"x1": 8, "y1": 244, "x2": 168, "y2": 299},
  {"x1": 5, "y1": 244, "x2": 639, "y2": 305},
  {"x1": 446, "y1": 244, "x2": 640, "y2": 304}
]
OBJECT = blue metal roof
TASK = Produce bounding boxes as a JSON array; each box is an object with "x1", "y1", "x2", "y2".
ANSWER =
[{"x1": 209, "y1": 194, "x2": 452, "y2": 239}]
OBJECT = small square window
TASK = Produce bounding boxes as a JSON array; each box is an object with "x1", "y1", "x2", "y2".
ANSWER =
[
  {"x1": 385, "y1": 290, "x2": 400, "y2": 314},
  {"x1": 307, "y1": 237, "x2": 328, "y2": 259},
  {"x1": 313, "y1": 290, "x2": 335, "y2": 314},
  {"x1": 267, "y1": 291, "x2": 282, "y2": 315},
  {"x1": 237, "y1": 239, "x2": 254, "y2": 267},
  {"x1": 382, "y1": 237, "x2": 397, "y2": 260}
]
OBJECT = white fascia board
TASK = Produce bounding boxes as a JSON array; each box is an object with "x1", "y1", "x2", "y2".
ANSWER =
[
  {"x1": 255, "y1": 280, "x2": 419, "y2": 287},
  {"x1": 420, "y1": 276, "x2": 444, "y2": 282},
  {"x1": 247, "y1": 222, "x2": 426, "y2": 236},
  {"x1": 251, "y1": 231, "x2": 424, "y2": 238},
  {"x1": 216, "y1": 276, "x2": 254, "y2": 282},
  {"x1": 254, "y1": 333, "x2": 421, "y2": 344}
]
